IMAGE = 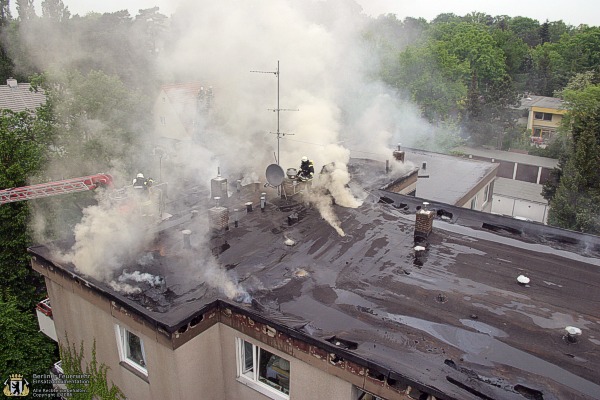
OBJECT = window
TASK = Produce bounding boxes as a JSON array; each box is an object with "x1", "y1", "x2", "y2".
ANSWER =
[
  {"x1": 115, "y1": 325, "x2": 147, "y2": 375},
  {"x1": 483, "y1": 184, "x2": 490, "y2": 205},
  {"x1": 533, "y1": 111, "x2": 552, "y2": 121},
  {"x1": 356, "y1": 388, "x2": 384, "y2": 400},
  {"x1": 236, "y1": 338, "x2": 290, "y2": 400},
  {"x1": 470, "y1": 196, "x2": 477, "y2": 210}
]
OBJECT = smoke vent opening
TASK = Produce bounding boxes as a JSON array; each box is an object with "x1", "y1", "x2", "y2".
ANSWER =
[
  {"x1": 189, "y1": 313, "x2": 204, "y2": 327},
  {"x1": 482, "y1": 223, "x2": 522, "y2": 236},
  {"x1": 329, "y1": 353, "x2": 344, "y2": 365},
  {"x1": 325, "y1": 336, "x2": 358, "y2": 350},
  {"x1": 366, "y1": 369, "x2": 385, "y2": 382},
  {"x1": 514, "y1": 384, "x2": 544, "y2": 400},
  {"x1": 437, "y1": 209, "x2": 453, "y2": 220}
]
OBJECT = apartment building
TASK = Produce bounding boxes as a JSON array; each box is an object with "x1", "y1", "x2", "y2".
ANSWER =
[{"x1": 31, "y1": 159, "x2": 600, "y2": 400}]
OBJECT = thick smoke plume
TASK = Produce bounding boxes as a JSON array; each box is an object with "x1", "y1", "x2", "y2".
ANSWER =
[
  {"x1": 56, "y1": 193, "x2": 156, "y2": 281},
  {"x1": 34, "y1": 0, "x2": 439, "y2": 297}
]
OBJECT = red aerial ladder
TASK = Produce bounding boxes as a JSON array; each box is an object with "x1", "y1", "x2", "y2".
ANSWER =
[{"x1": 0, "y1": 173, "x2": 113, "y2": 205}]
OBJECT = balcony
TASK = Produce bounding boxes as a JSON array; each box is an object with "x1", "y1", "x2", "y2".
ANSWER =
[{"x1": 36, "y1": 298, "x2": 57, "y2": 342}]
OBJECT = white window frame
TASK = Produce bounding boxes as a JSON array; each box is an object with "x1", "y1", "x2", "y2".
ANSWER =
[
  {"x1": 482, "y1": 184, "x2": 490, "y2": 206},
  {"x1": 470, "y1": 195, "x2": 478, "y2": 210},
  {"x1": 235, "y1": 338, "x2": 289, "y2": 400},
  {"x1": 115, "y1": 325, "x2": 148, "y2": 376}
]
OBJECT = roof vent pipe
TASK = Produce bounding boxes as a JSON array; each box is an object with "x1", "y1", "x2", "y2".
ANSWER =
[
  {"x1": 260, "y1": 193, "x2": 266, "y2": 211},
  {"x1": 422, "y1": 162, "x2": 427, "y2": 170},
  {"x1": 182, "y1": 230, "x2": 192, "y2": 249}
]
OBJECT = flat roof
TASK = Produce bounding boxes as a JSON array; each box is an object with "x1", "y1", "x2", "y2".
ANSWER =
[
  {"x1": 493, "y1": 177, "x2": 548, "y2": 204},
  {"x1": 455, "y1": 146, "x2": 560, "y2": 169},
  {"x1": 29, "y1": 159, "x2": 600, "y2": 400},
  {"x1": 403, "y1": 149, "x2": 497, "y2": 205}
]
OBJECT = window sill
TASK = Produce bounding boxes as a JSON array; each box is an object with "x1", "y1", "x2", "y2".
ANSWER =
[
  {"x1": 236, "y1": 376, "x2": 288, "y2": 400},
  {"x1": 119, "y1": 361, "x2": 149, "y2": 383}
]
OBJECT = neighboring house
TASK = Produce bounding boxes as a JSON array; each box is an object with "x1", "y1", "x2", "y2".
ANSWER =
[
  {"x1": 395, "y1": 148, "x2": 498, "y2": 212},
  {"x1": 455, "y1": 147, "x2": 559, "y2": 224},
  {"x1": 30, "y1": 159, "x2": 600, "y2": 400},
  {"x1": 154, "y1": 82, "x2": 213, "y2": 143},
  {"x1": 0, "y1": 77, "x2": 46, "y2": 112},
  {"x1": 518, "y1": 95, "x2": 566, "y2": 145}
]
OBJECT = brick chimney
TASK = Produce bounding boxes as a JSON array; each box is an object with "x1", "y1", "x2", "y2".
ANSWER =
[
  {"x1": 393, "y1": 143, "x2": 405, "y2": 163},
  {"x1": 414, "y1": 203, "x2": 434, "y2": 239}
]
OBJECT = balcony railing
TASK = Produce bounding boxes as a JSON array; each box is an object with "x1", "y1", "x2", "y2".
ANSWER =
[{"x1": 36, "y1": 298, "x2": 57, "y2": 342}]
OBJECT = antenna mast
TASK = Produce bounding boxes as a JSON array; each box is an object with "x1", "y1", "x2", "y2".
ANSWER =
[{"x1": 251, "y1": 60, "x2": 297, "y2": 166}]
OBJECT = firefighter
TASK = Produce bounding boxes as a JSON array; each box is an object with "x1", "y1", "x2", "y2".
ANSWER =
[
  {"x1": 298, "y1": 156, "x2": 314, "y2": 182},
  {"x1": 132, "y1": 173, "x2": 154, "y2": 190}
]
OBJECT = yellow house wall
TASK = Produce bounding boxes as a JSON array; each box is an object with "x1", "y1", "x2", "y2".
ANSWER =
[
  {"x1": 153, "y1": 89, "x2": 191, "y2": 141},
  {"x1": 527, "y1": 106, "x2": 565, "y2": 131}
]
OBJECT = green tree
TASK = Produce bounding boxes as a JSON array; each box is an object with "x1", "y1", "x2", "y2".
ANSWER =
[
  {"x1": 0, "y1": 296, "x2": 56, "y2": 380},
  {"x1": 547, "y1": 84, "x2": 600, "y2": 233},
  {"x1": 0, "y1": 109, "x2": 53, "y2": 307},
  {"x1": 60, "y1": 339, "x2": 125, "y2": 400},
  {"x1": 41, "y1": 0, "x2": 70, "y2": 23},
  {"x1": 16, "y1": 0, "x2": 37, "y2": 22},
  {"x1": 508, "y1": 16, "x2": 541, "y2": 47}
]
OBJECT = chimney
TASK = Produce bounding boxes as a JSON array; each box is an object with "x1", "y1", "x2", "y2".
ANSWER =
[
  {"x1": 414, "y1": 202, "x2": 434, "y2": 239},
  {"x1": 392, "y1": 143, "x2": 405, "y2": 163},
  {"x1": 6, "y1": 78, "x2": 17, "y2": 88},
  {"x1": 421, "y1": 161, "x2": 427, "y2": 170}
]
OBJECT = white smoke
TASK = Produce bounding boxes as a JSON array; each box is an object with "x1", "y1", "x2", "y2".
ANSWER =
[
  {"x1": 55, "y1": 192, "x2": 156, "y2": 281},
  {"x1": 118, "y1": 270, "x2": 163, "y2": 287},
  {"x1": 41, "y1": 0, "x2": 440, "y2": 296}
]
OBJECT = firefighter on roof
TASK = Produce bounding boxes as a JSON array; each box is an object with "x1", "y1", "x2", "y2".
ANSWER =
[
  {"x1": 132, "y1": 173, "x2": 154, "y2": 189},
  {"x1": 298, "y1": 156, "x2": 314, "y2": 182}
]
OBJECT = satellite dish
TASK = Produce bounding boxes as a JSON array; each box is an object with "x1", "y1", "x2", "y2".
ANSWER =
[{"x1": 265, "y1": 164, "x2": 285, "y2": 187}]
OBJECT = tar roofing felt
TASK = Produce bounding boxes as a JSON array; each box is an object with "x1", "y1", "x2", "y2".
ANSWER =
[
  {"x1": 29, "y1": 159, "x2": 600, "y2": 400},
  {"x1": 402, "y1": 149, "x2": 497, "y2": 205}
]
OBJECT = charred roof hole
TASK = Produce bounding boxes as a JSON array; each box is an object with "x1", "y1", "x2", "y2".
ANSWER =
[
  {"x1": 482, "y1": 222, "x2": 522, "y2": 236},
  {"x1": 514, "y1": 384, "x2": 544, "y2": 400},
  {"x1": 437, "y1": 209, "x2": 453, "y2": 220},
  {"x1": 407, "y1": 387, "x2": 430, "y2": 400},
  {"x1": 378, "y1": 196, "x2": 394, "y2": 205},
  {"x1": 326, "y1": 336, "x2": 358, "y2": 350},
  {"x1": 177, "y1": 324, "x2": 189, "y2": 334},
  {"x1": 436, "y1": 293, "x2": 448, "y2": 303},
  {"x1": 392, "y1": 202, "x2": 408, "y2": 210},
  {"x1": 386, "y1": 375, "x2": 409, "y2": 391},
  {"x1": 446, "y1": 376, "x2": 495, "y2": 400},
  {"x1": 328, "y1": 353, "x2": 344, "y2": 365},
  {"x1": 444, "y1": 359, "x2": 458, "y2": 370},
  {"x1": 189, "y1": 314, "x2": 204, "y2": 327},
  {"x1": 367, "y1": 369, "x2": 385, "y2": 382}
]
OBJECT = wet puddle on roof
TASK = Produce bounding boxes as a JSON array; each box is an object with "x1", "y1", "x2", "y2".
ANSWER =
[
  {"x1": 384, "y1": 313, "x2": 600, "y2": 398},
  {"x1": 471, "y1": 301, "x2": 596, "y2": 330}
]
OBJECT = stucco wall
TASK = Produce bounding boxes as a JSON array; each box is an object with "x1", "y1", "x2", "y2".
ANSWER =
[{"x1": 219, "y1": 325, "x2": 355, "y2": 400}]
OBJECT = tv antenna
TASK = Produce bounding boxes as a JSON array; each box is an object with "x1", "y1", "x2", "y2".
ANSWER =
[{"x1": 251, "y1": 60, "x2": 298, "y2": 166}]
